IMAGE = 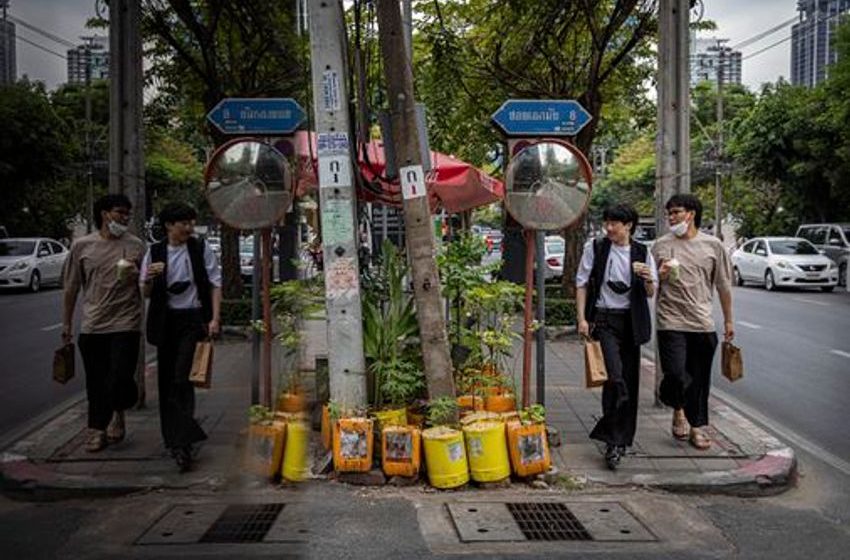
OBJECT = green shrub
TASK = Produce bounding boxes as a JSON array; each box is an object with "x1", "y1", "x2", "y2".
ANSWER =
[
  {"x1": 221, "y1": 298, "x2": 252, "y2": 326},
  {"x1": 544, "y1": 298, "x2": 576, "y2": 326}
]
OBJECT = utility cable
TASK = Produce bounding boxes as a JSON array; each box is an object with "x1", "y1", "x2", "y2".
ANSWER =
[
  {"x1": 730, "y1": 16, "x2": 797, "y2": 50},
  {"x1": 8, "y1": 15, "x2": 77, "y2": 48},
  {"x1": 15, "y1": 34, "x2": 67, "y2": 60}
]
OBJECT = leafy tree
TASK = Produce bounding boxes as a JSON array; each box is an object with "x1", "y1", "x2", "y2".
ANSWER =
[
  {"x1": 592, "y1": 134, "x2": 655, "y2": 218},
  {"x1": 145, "y1": 130, "x2": 206, "y2": 220},
  {"x1": 414, "y1": 0, "x2": 659, "y2": 297},
  {"x1": 142, "y1": 0, "x2": 307, "y2": 297},
  {"x1": 0, "y1": 81, "x2": 80, "y2": 238}
]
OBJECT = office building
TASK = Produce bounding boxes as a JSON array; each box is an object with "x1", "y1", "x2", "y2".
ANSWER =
[
  {"x1": 66, "y1": 35, "x2": 108, "y2": 85},
  {"x1": 690, "y1": 35, "x2": 742, "y2": 88},
  {"x1": 791, "y1": 0, "x2": 850, "y2": 87}
]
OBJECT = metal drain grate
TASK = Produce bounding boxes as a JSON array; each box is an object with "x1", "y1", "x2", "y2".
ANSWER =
[
  {"x1": 506, "y1": 502, "x2": 592, "y2": 541},
  {"x1": 199, "y1": 503, "x2": 285, "y2": 543}
]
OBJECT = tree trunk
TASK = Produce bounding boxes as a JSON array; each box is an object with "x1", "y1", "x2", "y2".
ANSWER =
[
  {"x1": 220, "y1": 225, "x2": 243, "y2": 299},
  {"x1": 376, "y1": 0, "x2": 456, "y2": 403}
]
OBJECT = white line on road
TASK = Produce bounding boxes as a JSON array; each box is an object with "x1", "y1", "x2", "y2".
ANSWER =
[
  {"x1": 830, "y1": 349, "x2": 850, "y2": 359},
  {"x1": 792, "y1": 297, "x2": 830, "y2": 307},
  {"x1": 737, "y1": 321, "x2": 763, "y2": 329},
  {"x1": 712, "y1": 387, "x2": 850, "y2": 478},
  {"x1": 40, "y1": 323, "x2": 63, "y2": 332}
]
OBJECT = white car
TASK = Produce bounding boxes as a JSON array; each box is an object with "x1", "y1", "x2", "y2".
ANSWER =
[
  {"x1": 731, "y1": 237, "x2": 838, "y2": 292},
  {"x1": 0, "y1": 237, "x2": 69, "y2": 292},
  {"x1": 543, "y1": 235, "x2": 565, "y2": 280}
]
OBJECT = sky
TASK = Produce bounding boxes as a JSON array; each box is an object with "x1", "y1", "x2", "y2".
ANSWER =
[{"x1": 9, "y1": 0, "x2": 802, "y2": 92}]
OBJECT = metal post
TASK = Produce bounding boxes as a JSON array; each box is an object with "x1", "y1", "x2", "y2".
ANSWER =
[
  {"x1": 84, "y1": 38, "x2": 93, "y2": 233},
  {"x1": 261, "y1": 228, "x2": 273, "y2": 408},
  {"x1": 308, "y1": 0, "x2": 368, "y2": 408},
  {"x1": 535, "y1": 231, "x2": 545, "y2": 407},
  {"x1": 251, "y1": 233, "x2": 261, "y2": 405},
  {"x1": 522, "y1": 230, "x2": 535, "y2": 409}
]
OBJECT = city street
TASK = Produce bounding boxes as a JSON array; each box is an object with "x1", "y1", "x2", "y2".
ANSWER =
[{"x1": 0, "y1": 288, "x2": 85, "y2": 445}]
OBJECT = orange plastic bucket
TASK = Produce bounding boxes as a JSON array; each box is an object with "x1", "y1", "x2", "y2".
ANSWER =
[
  {"x1": 320, "y1": 405, "x2": 332, "y2": 450},
  {"x1": 277, "y1": 391, "x2": 308, "y2": 413},
  {"x1": 484, "y1": 394, "x2": 516, "y2": 413},
  {"x1": 333, "y1": 417, "x2": 374, "y2": 472},
  {"x1": 381, "y1": 425, "x2": 421, "y2": 477},
  {"x1": 507, "y1": 422, "x2": 551, "y2": 477},
  {"x1": 245, "y1": 423, "x2": 286, "y2": 478}
]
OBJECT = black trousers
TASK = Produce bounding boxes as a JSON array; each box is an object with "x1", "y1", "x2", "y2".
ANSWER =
[
  {"x1": 589, "y1": 310, "x2": 641, "y2": 447},
  {"x1": 155, "y1": 309, "x2": 208, "y2": 450},
  {"x1": 77, "y1": 331, "x2": 140, "y2": 430},
  {"x1": 657, "y1": 330, "x2": 719, "y2": 428}
]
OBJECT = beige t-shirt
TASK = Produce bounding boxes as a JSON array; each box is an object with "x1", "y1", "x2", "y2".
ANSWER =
[
  {"x1": 651, "y1": 231, "x2": 732, "y2": 332},
  {"x1": 63, "y1": 231, "x2": 146, "y2": 334}
]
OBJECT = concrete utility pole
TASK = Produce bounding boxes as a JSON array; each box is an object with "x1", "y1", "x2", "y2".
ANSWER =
[
  {"x1": 81, "y1": 36, "x2": 98, "y2": 233},
  {"x1": 655, "y1": 0, "x2": 690, "y2": 404},
  {"x1": 108, "y1": 0, "x2": 144, "y2": 236},
  {"x1": 714, "y1": 40, "x2": 726, "y2": 240},
  {"x1": 375, "y1": 0, "x2": 455, "y2": 401},
  {"x1": 308, "y1": 0, "x2": 368, "y2": 408}
]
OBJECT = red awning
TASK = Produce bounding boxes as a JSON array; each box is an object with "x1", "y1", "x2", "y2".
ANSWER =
[{"x1": 282, "y1": 132, "x2": 504, "y2": 214}]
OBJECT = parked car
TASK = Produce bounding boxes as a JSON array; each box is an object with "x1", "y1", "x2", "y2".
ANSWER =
[
  {"x1": 795, "y1": 223, "x2": 850, "y2": 287},
  {"x1": 543, "y1": 235, "x2": 565, "y2": 280},
  {"x1": 240, "y1": 236, "x2": 280, "y2": 282},
  {"x1": 730, "y1": 237, "x2": 838, "y2": 292},
  {"x1": 0, "y1": 237, "x2": 69, "y2": 292}
]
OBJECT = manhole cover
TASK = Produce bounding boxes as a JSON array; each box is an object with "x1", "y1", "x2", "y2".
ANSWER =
[
  {"x1": 200, "y1": 503, "x2": 285, "y2": 543},
  {"x1": 447, "y1": 502, "x2": 656, "y2": 543},
  {"x1": 507, "y1": 502, "x2": 592, "y2": 541}
]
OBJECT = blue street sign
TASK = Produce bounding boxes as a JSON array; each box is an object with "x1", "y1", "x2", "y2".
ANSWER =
[
  {"x1": 206, "y1": 98, "x2": 306, "y2": 135},
  {"x1": 491, "y1": 99, "x2": 592, "y2": 137}
]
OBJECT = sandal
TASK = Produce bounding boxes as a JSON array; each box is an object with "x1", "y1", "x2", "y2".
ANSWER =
[
  {"x1": 85, "y1": 429, "x2": 108, "y2": 453},
  {"x1": 106, "y1": 411, "x2": 125, "y2": 443},
  {"x1": 671, "y1": 409, "x2": 689, "y2": 440},
  {"x1": 689, "y1": 427, "x2": 712, "y2": 450}
]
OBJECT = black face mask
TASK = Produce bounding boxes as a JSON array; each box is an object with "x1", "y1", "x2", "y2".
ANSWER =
[
  {"x1": 167, "y1": 280, "x2": 191, "y2": 295},
  {"x1": 606, "y1": 280, "x2": 631, "y2": 295}
]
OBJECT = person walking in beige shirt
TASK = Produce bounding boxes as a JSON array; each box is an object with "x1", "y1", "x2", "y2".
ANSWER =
[
  {"x1": 651, "y1": 194, "x2": 734, "y2": 450},
  {"x1": 62, "y1": 194, "x2": 146, "y2": 452}
]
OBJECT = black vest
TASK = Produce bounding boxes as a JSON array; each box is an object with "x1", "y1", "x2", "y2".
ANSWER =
[
  {"x1": 146, "y1": 237, "x2": 212, "y2": 346},
  {"x1": 583, "y1": 237, "x2": 652, "y2": 346}
]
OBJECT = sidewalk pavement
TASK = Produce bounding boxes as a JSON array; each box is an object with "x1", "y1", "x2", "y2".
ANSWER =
[{"x1": 0, "y1": 319, "x2": 794, "y2": 499}]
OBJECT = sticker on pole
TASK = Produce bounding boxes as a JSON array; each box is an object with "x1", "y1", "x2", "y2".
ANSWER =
[
  {"x1": 318, "y1": 155, "x2": 352, "y2": 189},
  {"x1": 322, "y1": 70, "x2": 341, "y2": 113},
  {"x1": 400, "y1": 164, "x2": 426, "y2": 200}
]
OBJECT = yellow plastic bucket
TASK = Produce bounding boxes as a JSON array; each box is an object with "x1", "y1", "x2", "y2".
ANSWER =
[
  {"x1": 463, "y1": 421, "x2": 511, "y2": 483},
  {"x1": 281, "y1": 421, "x2": 310, "y2": 482},
  {"x1": 373, "y1": 408, "x2": 408, "y2": 430},
  {"x1": 422, "y1": 426, "x2": 469, "y2": 489}
]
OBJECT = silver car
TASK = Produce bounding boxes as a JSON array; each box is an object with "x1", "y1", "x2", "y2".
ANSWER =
[
  {"x1": 796, "y1": 223, "x2": 850, "y2": 287},
  {"x1": 731, "y1": 237, "x2": 838, "y2": 292},
  {"x1": 0, "y1": 237, "x2": 69, "y2": 292}
]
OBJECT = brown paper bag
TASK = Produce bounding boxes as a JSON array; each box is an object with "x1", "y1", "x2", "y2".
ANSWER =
[
  {"x1": 584, "y1": 338, "x2": 608, "y2": 388},
  {"x1": 52, "y1": 343, "x2": 75, "y2": 385},
  {"x1": 189, "y1": 340, "x2": 214, "y2": 388},
  {"x1": 722, "y1": 341, "x2": 743, "y2": 382}
]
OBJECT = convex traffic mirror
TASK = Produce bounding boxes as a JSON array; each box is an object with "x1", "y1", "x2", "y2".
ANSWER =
[
  {"x1": 204, "y1": 139, "x2": 292, "y2": 229},
  {"x1": 504, "y1": 141, "x2": 592, "y2": 231}
]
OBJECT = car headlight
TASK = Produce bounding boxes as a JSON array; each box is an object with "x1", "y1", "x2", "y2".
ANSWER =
[
  {"x1": 10, "y1": 260, "x2": 30, "y2": 271},
  {"x1": 828, "y1": 261, "x2": 837, "y2": 269},
  {"x1": 775, "y1": 260, "x2": 792, "y2": 269}
]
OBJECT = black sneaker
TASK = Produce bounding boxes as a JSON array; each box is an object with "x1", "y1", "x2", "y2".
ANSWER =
[
  {"x1": 604, "y1": 444, "x2": 625, "y2": 470},
  {"x1": 173, "y1": 446, "x2": 192, "y2": 473}
]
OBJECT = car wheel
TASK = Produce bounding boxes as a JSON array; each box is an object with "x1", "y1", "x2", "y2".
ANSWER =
[
  {"x1": 840, "y1": 263, "x2": 847, "y2": 288},
  {"x1": 733, "y1": 267, "x2": 744, "y2": 287},
  {"x1": 764, "y1": 269, "x2": 776, "y2": 291},
  {"x1": 29, "y1": 270, "x2": 41, "y2": 293},
  {"x1": 821, "y1": 286, "x2": 835, "y2": 293}
]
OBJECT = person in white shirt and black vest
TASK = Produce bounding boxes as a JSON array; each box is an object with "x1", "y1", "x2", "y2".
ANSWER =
[
  {"x1": 576, "y1": 204, "x2": 657, "y2": 470},
  {"x1": 141, "y1": 203, "x2": 222, "y2": 472}
]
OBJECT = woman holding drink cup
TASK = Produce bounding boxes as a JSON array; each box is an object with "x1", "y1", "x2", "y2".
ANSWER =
[{"x1": 576, "y1": 204, "x2": 657, "y2": 470}]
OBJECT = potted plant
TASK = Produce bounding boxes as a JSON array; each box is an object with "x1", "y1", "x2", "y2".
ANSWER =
[
  {"x1": 421, "y1": 397, "x2": 469, "y2": 489},
  {"x1": 245, "y1": 405, "x2": 286, "y2": 479},
  {"x1": 507, "y1": 404, "x2": 551, "y2": 477}
]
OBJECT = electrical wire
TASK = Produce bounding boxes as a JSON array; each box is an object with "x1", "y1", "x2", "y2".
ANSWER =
[
  {"x1": 730, "y1": 16, "x2": 797, "y2": 50},
  {"x1": 8, "y1": 15, "x2": 77, "y2": 48},
  {"x1": 15, "y1": 34, "x2": 67, "y2": 60}
]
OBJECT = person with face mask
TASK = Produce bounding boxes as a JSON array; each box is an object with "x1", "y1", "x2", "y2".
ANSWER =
[
  {"x1": 140, "y1": 203, "x2": 221, "y2": 472},
  {"x1": 62, "y1": 194, "x2": 146, "y2": 452},
  {"x1": 652, "y1": 194, "x2": 734, "y2": 451},
  {"x1": 576, "y1": 204, "x2": 657, "y2": 469}
]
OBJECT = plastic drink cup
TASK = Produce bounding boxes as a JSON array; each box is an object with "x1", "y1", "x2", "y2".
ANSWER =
[
  {"x1": 667, "y1": 258, "x2": 680, "y2": 283},
  {"x1": 116, "y1": 258, "x2": 133, "y2": 282}
]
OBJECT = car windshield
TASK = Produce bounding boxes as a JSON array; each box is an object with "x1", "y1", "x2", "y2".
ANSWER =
[
  {"x1": 843, "y1": 227, "x2": 850, "y2": 241},
  {"x1": 0, "y1": 240, "x2": 35, "y2": 256},
  {"x1": 769, "y1": 240, "x2": 818, "y2": 255}
]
